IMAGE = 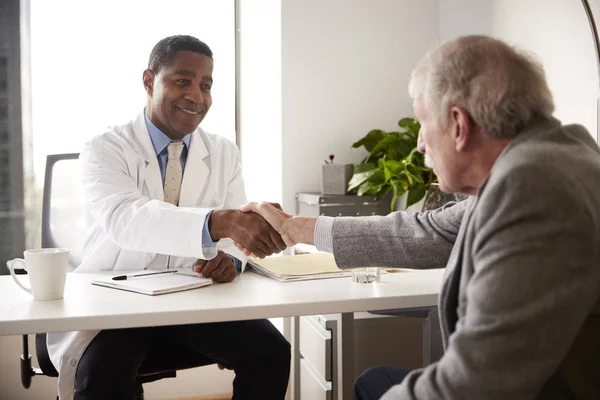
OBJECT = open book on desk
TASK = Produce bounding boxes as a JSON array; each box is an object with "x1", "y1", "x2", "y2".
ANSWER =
[
  {"x1": 92, "y1": 268, "x2": 212, "y2": 296},
  {"x1": 248, "y1": 253, "x2": 351, "y2": 282}
]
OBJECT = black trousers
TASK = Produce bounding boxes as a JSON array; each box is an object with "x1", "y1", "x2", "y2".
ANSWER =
[
  {"x1": 354, "y1": 366, "x2": 411, "y2": 400},
  {"x1": 74, "y1": 319, "x2": 291, "y2": 400}
]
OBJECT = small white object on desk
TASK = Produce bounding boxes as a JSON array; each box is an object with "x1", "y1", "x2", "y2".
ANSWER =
[{"x1": 6, "y1": 248, "x2": 69, "y2": 301}]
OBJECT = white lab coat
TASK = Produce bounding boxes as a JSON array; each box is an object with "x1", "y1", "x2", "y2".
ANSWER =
[{"x1": 47, "y1": 112, "x2": 248, "y2": 399}]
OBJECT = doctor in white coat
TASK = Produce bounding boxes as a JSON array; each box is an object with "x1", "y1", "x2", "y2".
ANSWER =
[{"x1": 47, "y1": 35, "x2": 290, "y2": 400}]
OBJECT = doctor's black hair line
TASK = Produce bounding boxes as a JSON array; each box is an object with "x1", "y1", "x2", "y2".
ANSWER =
[{"x1": 148, "y1": 35, "x2": 213, "y2": 73}]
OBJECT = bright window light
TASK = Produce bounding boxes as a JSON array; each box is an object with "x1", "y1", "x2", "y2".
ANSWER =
[{"x1": 29, "y1": 0, "x2": 235, "y2": 185}]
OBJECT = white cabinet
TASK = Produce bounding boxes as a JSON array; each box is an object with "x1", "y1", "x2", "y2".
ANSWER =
[
  {"x1": 295, "y1": 312, "x2": 430, "y2": 400},
  {"x1": 299, "y1": 314, "x2": 333, "y2": 381},
  {"x1": 300, "y1": 358, "x2": 332, "y2": 400}
]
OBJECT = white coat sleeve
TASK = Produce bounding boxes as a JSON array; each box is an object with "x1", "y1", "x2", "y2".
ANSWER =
[{"x1": 80, "y1": 134, "x2": 217, "y2": 260}]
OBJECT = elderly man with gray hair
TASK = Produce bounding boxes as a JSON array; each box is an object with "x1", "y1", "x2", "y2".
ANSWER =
[{"x1": 240, "y1": 35, "x2": 600, "y2": 399}]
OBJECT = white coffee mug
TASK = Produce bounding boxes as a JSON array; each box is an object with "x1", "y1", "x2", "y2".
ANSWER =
[{"x1": 6, "y1": 248, "x2": 69, "y2": 301}]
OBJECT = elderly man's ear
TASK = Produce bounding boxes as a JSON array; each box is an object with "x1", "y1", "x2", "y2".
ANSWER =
[{"x1": 450, "y1": 106, "x2": 473, "y2": 152}]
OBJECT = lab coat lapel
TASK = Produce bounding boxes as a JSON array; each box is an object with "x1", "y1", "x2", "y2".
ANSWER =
[
  {"x1": 179, "y1": 128, "x2": 209, "y2": 207},
  {"x1": 133, "y1": 113, "x2": 164, "y2": 200}
]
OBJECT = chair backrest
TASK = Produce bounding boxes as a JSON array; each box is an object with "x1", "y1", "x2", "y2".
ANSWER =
[
  {"x1": 421, "y1": 183, "x2": 469, "y2": 212},
  {"x1": 41, "y1": 153, "x2": 86, "y2": 270}
]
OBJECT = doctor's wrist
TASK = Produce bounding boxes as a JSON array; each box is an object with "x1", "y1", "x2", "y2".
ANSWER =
[{"x1": 208, "y1": 209, "x2": 237, "y2": 240}]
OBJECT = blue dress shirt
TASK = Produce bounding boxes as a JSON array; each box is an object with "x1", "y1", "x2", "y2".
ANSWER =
[{"x1": 144, "y1": 112, "x2": 242, "y2": 273}]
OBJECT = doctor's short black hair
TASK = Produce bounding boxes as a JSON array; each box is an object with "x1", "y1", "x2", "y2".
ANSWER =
[{"x1": 148, "y1": 35, "x2": 213, "y2": 73}]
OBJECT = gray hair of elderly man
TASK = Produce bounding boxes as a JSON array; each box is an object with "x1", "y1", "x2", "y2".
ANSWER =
[{"x1": 409, "y1": 35, "x2": 555, "y2": 139}]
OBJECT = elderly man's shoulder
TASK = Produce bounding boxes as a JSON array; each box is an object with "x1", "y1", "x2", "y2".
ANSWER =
[
  {"x1": 481, "y1": 122, "x2": 600, "y2": 219},
  {"x1": 497, "y1": 122, "x2": 600, "y2": 180}
]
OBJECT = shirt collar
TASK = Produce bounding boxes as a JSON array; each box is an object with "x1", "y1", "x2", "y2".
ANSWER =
[{"x1": 144, "y1": 109, "x2": 191, "y2": 156}]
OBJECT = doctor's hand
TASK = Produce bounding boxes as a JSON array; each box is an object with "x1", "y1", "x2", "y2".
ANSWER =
[
  {"x1": 208, "y1": 210, "x2": 287, "y2": 258},
  {"x1": 239, "y1": 202, "x2": 295, "y2": 246},
  {"x1": 193, "y1": 251, "x2": 237, "y2": 283},
  {"x1": 235, "y1": 202, "x2": 317, "y2": 256}
]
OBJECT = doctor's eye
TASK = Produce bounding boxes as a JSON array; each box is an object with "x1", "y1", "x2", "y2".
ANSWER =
[{"x1": 176, "y1": 79, "x2": 191, "y2": 85}]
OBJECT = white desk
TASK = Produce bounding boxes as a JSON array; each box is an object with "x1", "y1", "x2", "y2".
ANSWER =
[{"x1": 0, "y1": 269, "x2": 444, "y2": 399}]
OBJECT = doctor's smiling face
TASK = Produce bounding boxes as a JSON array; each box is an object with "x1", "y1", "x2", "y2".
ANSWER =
[{"x1": 143, "y1": 36, "x2": 214, "y2": 140}]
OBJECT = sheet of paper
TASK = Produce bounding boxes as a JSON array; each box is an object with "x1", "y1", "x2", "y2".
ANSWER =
[{"x1": 249, "y1": 253, "x2": 343, "y2": 277}]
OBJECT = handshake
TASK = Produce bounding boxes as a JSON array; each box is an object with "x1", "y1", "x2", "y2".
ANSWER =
[{"x1": 209, "y1": 202, "x2": 314, "y2": 258}]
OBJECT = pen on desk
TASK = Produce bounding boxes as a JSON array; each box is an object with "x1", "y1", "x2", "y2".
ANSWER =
[{"x1": 112, "y1": 270, "x2": 178, "y2": 281}]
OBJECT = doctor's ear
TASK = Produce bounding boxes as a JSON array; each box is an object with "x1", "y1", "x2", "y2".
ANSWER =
[{"x1": 142, "y1": 69, "x2": 155, "y2": 96}]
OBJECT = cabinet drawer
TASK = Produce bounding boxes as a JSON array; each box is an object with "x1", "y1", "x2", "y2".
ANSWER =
[
  {"x1": 300, "y1": 358, "x2": 332, "y2": 400},
  {"x1": 299, "y1": 315, "x2": 332, "y2": 381}
]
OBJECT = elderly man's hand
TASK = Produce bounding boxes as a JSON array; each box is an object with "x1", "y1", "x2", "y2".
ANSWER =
[
  {"x1": 208, "y1": 210, "x2": 287, "y2": 258},
  {"x1": 240, "y1": 202, "x2": 295, "y2": 242},
  {"x1": 193, "y1": 251, "x2": 237, "y2": 283}
]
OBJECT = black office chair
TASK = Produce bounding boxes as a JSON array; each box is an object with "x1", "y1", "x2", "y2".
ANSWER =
[{"x1": 18, "y1": 153, "x2": 214, "y2": 399}]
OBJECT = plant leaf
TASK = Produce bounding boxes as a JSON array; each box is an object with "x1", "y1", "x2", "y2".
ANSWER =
[
  {"x1": 350, "y1": 116, "x2": 438, "y2": 207},
  {"x1": 404, "y1": 164, "x2": 424, "y2": 184},
  {"x1": 357, "y1": 180, "x2": 386, "y2": 196},
  {"x1": 407, "y1": 183, "x2": 427, "y2": 207},
  {"x1": 369, "y1": 167, "x2": 386, "y2": 184},
  {"x1": 389, "y1": 178, "x2": 408, "y2": 211},
  {"x1": 351, "y1": 164, "x2": 386, "y2": 192},
  {"x1": 353, "y1": 162, "x2": 378, "y2": 174},
  {"x1": 383, "y1": 163, "x2": 393, "y2": 182},
  {"x1": 378, "y1": 185, "x2": 391, "y2": 198},
  {"x1": 347, "y1": 164, "x2": 378, "y2": 191},
  {"x1": 383, "y1": 159, "x2": 405, "y2": 178},
  {"x1": 397, "y1": 133, "x2": 416, "y2": 158},
  {"x1": 351, "y1": 129, "x2": 386, "y2": 152},
  {"x1": 367, "y1": 133, "x2": 400, "y2": 162},
  {"x1": 398, "y1": 118, "x2": 421, "y2": 135},
  {"x1": 407, "y1": 147, "x2": 424, "y2": 163}
]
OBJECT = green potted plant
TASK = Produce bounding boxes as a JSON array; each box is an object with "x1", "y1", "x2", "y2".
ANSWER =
[{"x1": 347, "y1": 117, "x2": 437, "y2": 212}]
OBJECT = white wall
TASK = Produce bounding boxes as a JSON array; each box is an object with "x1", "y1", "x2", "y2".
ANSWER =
[
  {"x1": 279, "y1": 0, "x2": 439, "y2": 211},
  {"x1": 489, "y1": 0, "x2": 599, "y2": 140},
  {"x1": 0, "y1": 335, "x2": 57, "y2": 400},
  {"x1": 437, "y1": 0, "x2": 599, "y2": 138},
  {"x1": 240, "y1": 0, "x2": 600, "y2": 212},
  {"x1": 438, "y1": 0, "x2": 492, "y2": 42}
]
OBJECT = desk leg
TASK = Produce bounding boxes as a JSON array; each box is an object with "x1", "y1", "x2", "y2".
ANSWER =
[
  {"x1": 283, "y1": 317, "x2": 291, "y2": 400},
  {"x1": 286, "y1": 316, "x2": 300, "y2": 400},
  {"x1": 422, "y1": 307, "x2": 443, "y2": 365},
  {"x1": 336, "y1": 312, "x2": 355, "y2": 400},
  {"x1": 422, "y1": 310, "x2": 431, "y2": 365},
  {"x1": 428, "y1": 307, "x2": 443, "y2": 363}
]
